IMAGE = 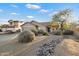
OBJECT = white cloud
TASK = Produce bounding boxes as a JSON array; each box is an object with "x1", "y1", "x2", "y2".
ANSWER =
[
  {"x1": 48, "y1": 11, "x2": 59, "y2": 17},
  {"x1": 26, "y1": 4, "x2": 41, "y2": 10},
  {"x1": 11, "y1": 4, "x2": 18, "y2": 8},
  {"x1": 11, "y1": 12, "x2": 18, "y2": 15},
  {"x1": 40, "y1": 9, "x2": 49, "y2": 13},
  {"x1": 0, "y1": 9, "x2": 3, "y2": 12},
  {"x1": 26, "y1": 16, "x2": 34, "y2": 19}
]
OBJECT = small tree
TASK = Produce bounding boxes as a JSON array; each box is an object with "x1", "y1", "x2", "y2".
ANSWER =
[{"x1": 51, "y1": 9, "x2": 72, "y2": 35}]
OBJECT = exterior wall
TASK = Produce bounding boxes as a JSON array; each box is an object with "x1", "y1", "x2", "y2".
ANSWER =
[
  {"x1": 37, "y1": 25, "x2": 47, "y2": 31},
  {"x1": 21, "y1": 23, "x2": 36, "y2": 31},
  {"x1": 21, "y1": 23, "x2": 47, "y2": 32},
  {"x1": 32, "y1": 22, "x2": 47, "y2": 31},
  {"x1": 51, "y1": 22, "x2": 60, "y2": 31},
  {"x1": 9, "y1": 21, "x2": 23, "y2": 28},
  {"x1": 2, "y1": 28, "x2": 21, "y2": 32},
  {"x1": 2, "y1": 28, "x2": 15, "y2": 32}
]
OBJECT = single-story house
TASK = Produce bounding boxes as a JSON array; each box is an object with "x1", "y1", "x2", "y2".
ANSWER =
[{"x1": 21, "y1": 21, "x2": 49, "y2": 32}]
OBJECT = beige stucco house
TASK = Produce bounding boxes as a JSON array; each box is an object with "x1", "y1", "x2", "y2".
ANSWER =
[{"x1": 21, "y1": 21, "x2": 48, "y2": 32}]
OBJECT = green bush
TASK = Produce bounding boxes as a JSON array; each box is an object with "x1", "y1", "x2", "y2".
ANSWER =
[
  {"x1": 63, "y1": 30, "x2": 74, "y2": 35},
  {"x1": 38, "y1": 29, "x2": 44, "y2": 34},
  {"x1": 53, "y1": 30, "x2": 61, "y2": 35},
  {"x1": 38, "y1": 29, "x2": 49, "y2": 36},
  {"x1": 42, "y1": 32, "x2": 49, "y2": 36},
  {"x1": 31, "y1": 29, "x2": 38, "y2": 36},
  {"x1": 18, "y1": 31, "x2": 35, "y2": 43}
]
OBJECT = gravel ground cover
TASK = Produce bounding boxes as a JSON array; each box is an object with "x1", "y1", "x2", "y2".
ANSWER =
[{"x1": 37, "y1": 37, "x2": 63, "y2": 56}]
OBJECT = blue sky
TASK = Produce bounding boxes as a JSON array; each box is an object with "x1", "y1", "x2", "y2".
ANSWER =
[{"x1": 0, "y1": 3, "x2": 79, "y2": 23}]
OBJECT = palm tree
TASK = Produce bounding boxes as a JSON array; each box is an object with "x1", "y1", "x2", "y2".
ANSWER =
[{"x1": 8, "y1": 20, "x2": 13, "y2": 25}]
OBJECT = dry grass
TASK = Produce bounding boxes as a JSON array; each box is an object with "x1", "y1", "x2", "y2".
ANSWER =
[{"x1": 55, "y1": 39, "x2": 79, "y2": 56}]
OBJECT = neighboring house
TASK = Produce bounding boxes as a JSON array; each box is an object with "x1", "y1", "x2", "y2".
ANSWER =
[
  {"x1": 21, "y1": 21, "x2": 48, "y2": 32},
  {"x1": 50, "y1": 21, "x2": 72, "y2": 31},
  {"x1": 2, "y1": 24, "x2": 19, "y2": 32},
  {"x1": 2, "y1": 20, "x2": 23, "y2": 32},
  {"x1": 50, "y1": 22, "x2": 60, "y2": 31}
]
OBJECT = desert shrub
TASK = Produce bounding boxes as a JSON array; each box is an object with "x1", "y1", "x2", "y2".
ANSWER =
[
  {"x1": 63, "y1": 30, "x2": 74, "y2": 35},
  {"x1": 53, "y1": 30, "x2": 61, "y2": 35},
  {"x1": 38, "y1": 29, "x2": 49, "y2": 36},
  {"x1": 42, "y1": 32, "x2": 49, "y2": 36},
  {"x1": 38, "y1": 29, "x2": 44, "y2": 34},
  {"x1": 18, "y1": 30, "x2": 35, "y2": 43},
  {"x1": 0, "y1": 29, "x2": 2, "y2": 32},
  {"x1": 31, "y1": 29, "x2": 38, "y2": 36}
]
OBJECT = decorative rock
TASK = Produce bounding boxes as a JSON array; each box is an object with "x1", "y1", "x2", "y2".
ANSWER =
[{"x1": 37, "y1": 38, "x2": 63, "y2": 56}]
